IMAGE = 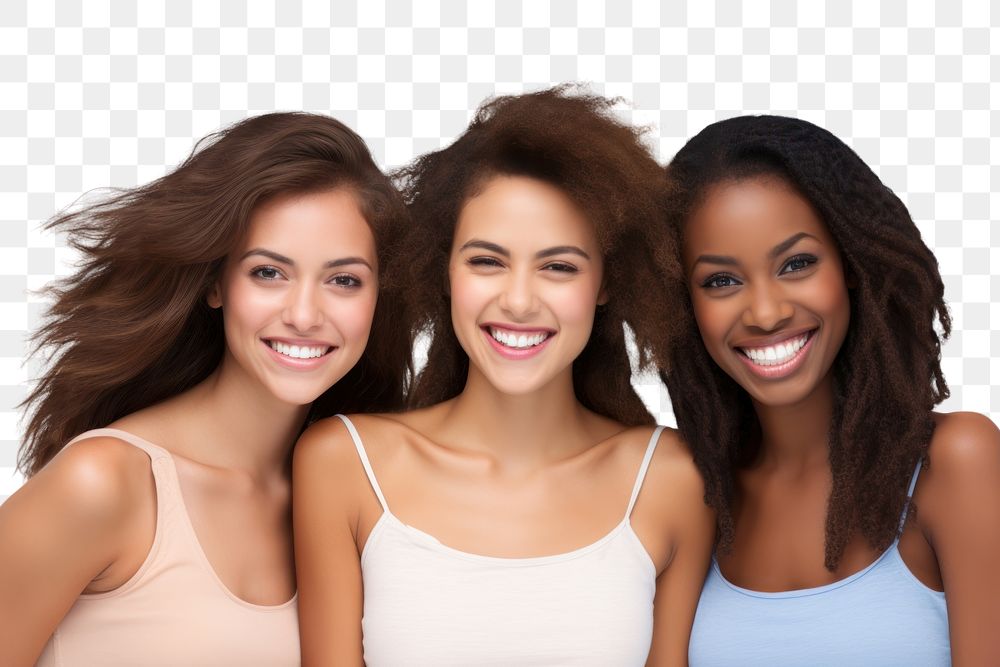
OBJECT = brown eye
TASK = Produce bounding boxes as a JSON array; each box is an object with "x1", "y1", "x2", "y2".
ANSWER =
[
  {"x1": 330, "y1": 274, "x2": 362, "y2": 288},
  {"x1": 251, "y1": 266, "x2": 282, "y2": 280}
]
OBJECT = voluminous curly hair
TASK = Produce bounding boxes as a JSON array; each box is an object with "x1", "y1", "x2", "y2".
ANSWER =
[
  {"x1": 20, "y1": 112, "x2": 411, "y2": 476},
  {"x1": 661, "y1": 115, "x2": 951, "y2": 569},
  {"x1": 395, "y1": 85, "x2": 678, "y2": 425}
]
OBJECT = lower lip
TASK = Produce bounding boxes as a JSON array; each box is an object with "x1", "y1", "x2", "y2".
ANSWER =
[
  {"x1": 736, "y1": 332, "x2": 816, "y2": 380},
  {"x1": 482, "y1": 328, "x2": 553, "y2": 360},
  {"x1": 261, "y1": 340, "x2": 336, "y2": 371}
]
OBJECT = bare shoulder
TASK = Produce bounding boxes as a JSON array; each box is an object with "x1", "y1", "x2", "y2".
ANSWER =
[
  {"x1": 293, "y1": 416, "x2": 365, "y2": 486},
  {"x1": 928, "y1": 411, "x2": 1000, "y2": 463},
  {"x1": 646, "y1": 426, "x2": 705, "y2": 493},
  {"x1": 23, "y1": 436, "x2": 153, "y2": 526},
  {"x1": 615, "y1": 425, "x2": 707, "y2": 514},
  {"x1": 295, "y1": 413, "x2": 414, "y2": 466},
  {"x1": 920, "y1": 411, "x2": 1000, "y2": 499}
]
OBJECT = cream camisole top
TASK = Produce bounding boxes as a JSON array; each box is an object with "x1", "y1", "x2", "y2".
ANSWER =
[
  {"x1": 36, "y1": 429, "x2": 299, "y2": 667},
  {"x1": 340, "y1": 415, "x2": 663, "y2": 666}
]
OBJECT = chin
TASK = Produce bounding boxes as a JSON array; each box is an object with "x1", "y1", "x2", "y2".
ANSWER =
[{"x1": 264, "y1": 381, "x2": 333, "y2": 408}]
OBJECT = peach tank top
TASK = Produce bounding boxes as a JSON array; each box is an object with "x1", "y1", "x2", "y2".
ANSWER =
[{"x1": 36, "y1": 429, "x2": 300, "y2": 667}]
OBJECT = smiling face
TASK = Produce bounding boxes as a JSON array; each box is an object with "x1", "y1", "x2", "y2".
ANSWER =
[
  {"x1": 683, "y1": 176, "x2": 851, "y2": 409},
  {"x1": 448, "y1": 175, "x2": 606, "y2": 397},
  {"x1": 209, "y1": 187, "x2": 378, "y2": 406}
]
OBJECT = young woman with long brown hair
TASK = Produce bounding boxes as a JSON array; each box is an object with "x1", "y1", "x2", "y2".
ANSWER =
[
  {"x1": 293, "y1": 87, "x2": 714, "y2": 666},
  {"x1": 0, "y1": 112, "x2": 410, "y2": 665},
  {"x1": 660, "y1": 115, "x2": 1000, "y2": 665}
]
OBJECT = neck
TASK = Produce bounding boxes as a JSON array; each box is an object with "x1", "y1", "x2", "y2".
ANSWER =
[
  {"x1": 752, "y1": 375, "x2": 835, "y2": 472},
  {"x1": 169, "y1": 354, "x2": 308, "y2": 480},
  {"x1": 439, "y1": 365, "x2": 601, "y2": 471}
]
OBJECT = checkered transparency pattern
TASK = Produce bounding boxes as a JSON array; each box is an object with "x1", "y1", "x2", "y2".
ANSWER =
[{"x1": 1, "y1": 0, "x2": 997, "y2": 498}]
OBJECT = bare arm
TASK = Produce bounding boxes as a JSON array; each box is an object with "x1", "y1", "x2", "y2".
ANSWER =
[
  {"x1": 293, "y1": 418, "x2": 370, "y2": 667},
  {"x1": 635, "y1": 431, "x2": 715, "y2": 667},
  {"x1": 0, "y1": 438, "x2": 152, "y2": 665},
  {"x1": 920, "y1": 412, "x2": 1000, "y2": 665}
]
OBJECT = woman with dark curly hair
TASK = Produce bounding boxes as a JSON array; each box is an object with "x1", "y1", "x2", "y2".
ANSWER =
[
  {"x1": 0, "y1": 112, "x2": 410, "y2": 665},
  {"x1": 293, "y1": 87, "x2": 714, "y2": 665},
  {"x1": 661, "y1": 115, "x2": 1000, "y2": 665}
]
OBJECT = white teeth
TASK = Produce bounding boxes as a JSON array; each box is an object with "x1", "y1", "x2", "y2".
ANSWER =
[
  {"x1": 268, "y1": 340, "x2": 329, "y2": 359},
  {"x1": 489, "y1": 327, "x2": 549, "y2": 349},
  {"x1": 740, "y1": 333, "x2": 809, "y2": 367}
]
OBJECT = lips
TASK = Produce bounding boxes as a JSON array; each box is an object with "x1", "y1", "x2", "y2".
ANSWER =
[
  {"x1": 261, "y1": 337, "x2": 337, "y2": 370},
  {"x1": 265, "y1": 339, "x2": 333, "y2": 359},
  {"x1": 487, "y1": 325, "x2": 551, "y2": 350},
  {"x1": 481, "y1": 324, "x2": 555, "y2": 360},
  {"x1": 734, "y1": 329, "x2": 816, "y2": 379},
  {"x1": 737, "y1": 331, "x2": 811, "y2": 366}
]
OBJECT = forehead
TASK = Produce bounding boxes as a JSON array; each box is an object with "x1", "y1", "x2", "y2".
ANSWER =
[
  {"x1": 240, "y1": 188, "x2": 375, "y2": 256},
  {"x1": 453, "y1": 175, "x2": 598, "y2": 250},
  {"x1": 683, "y1": 176, "x2": 834, "y2": 261}
]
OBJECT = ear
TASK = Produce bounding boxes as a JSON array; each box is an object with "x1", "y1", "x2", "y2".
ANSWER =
[
  {"x1": 206, "y1": 283, "x2": 222, "y2": 309},
  {"x1": 596, "y1": 285, "x2": 609, "y2": 307}
]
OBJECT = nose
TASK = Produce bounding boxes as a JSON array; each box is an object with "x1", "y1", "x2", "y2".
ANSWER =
[
  {"x1": 282, "y1": 282, "x2": 324, "y2": 332},
  {"x1": 741, "y1": 282, "x2": 794, "y2": 331},
  {"x1": 497, "y1": 270, "x2": 539, "y2": 319}
]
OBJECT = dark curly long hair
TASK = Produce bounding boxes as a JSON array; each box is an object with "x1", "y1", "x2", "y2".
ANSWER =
[
  {"x1": 661, "y1": 115, "x2": 951, "y2": 569},
  {"x1": 395, "y1": 86, "x2": 678, "y2": 425},
  {"x1": 20, "y1": 112, "x2": 411, "y2": 476}
]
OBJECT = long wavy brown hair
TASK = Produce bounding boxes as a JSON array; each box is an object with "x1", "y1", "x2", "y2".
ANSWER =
[
  {"x1": 20, "y1": 112, "x2": 411, "y2": 476},
  {"x1": 661, "y1": 115, "x2": 951, "y2": 569},
  {"x1": 395, "y1": 86, "x2": 678, "y2": 426}
]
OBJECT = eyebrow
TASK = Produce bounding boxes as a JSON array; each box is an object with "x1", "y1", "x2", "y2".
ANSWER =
[
  {"x1": 240, "y1": 248, "x2": 373, "y2": 271},
  {"x1": 691, "y1": 232, "x2": 820, "y2": 268},
  {"x1": 458, "y1": 239, "x2": 591, "y2": 260}
]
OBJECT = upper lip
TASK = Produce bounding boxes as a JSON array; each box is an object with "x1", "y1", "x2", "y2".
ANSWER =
[
  {"x1": 732, "y1": 327, "x2": 815, "y2": 350},
  {"x1": 481, "y1": 322, "x2": 557, "y2": 334},
  {"x1": 262, "y1": 337, "x2": 337, "y2": 348}
]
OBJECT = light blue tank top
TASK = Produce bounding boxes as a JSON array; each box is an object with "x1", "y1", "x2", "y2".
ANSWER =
[{"x1": 689, "y1": 463, "x2": 950, "y2": 666}]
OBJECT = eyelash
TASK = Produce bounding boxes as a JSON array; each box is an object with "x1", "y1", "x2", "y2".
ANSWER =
[
  {"x1": 250, "y1": 266, "x2": 363, "y2": 288},
  {"x1": 251, "y1": 265, "x2": 283, "y2": 281},
  {"x1": 543, "y1": 262, "x2": 579, "y2": 274},
  {"x1": 468, "y1": 256, "x2": 504, "y2": 268},
  {"x1": 700, "y1": 254, "x2": 819, "y2": 289},
  {"x1": 779, "y1": 254, "x2": 818, "y2": 274},
  {"x1": 467, "y1": 257, "x2": 579, "y2": 274},
  {"x1": 330, "y1": 274, "x2": 362, "y2": 288}
]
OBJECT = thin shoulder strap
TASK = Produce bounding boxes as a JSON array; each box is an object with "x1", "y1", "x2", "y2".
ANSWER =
[
  {"x1": 897, "y1": 459, "x2": 924, "y2": 531},
  {"x1": 66, "y1": 427, "x2": 169, "y2": 461},
  {"x1": 625, "y1": 426, "x2": 666, "y2": 518},
  {"x1": 336, "y1": 414, "x2": 389, "y2": 513}
]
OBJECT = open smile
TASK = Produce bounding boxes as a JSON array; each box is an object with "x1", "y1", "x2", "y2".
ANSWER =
[
  {"x1": 735, "y1": 330, "x2": 816, "y2": 379},
  {"x1": 261, "y1": 338, "x2": 336, "y2": 369},
  {"x1": 482, "y1": 324, "x2": 555, "y2": 359}
]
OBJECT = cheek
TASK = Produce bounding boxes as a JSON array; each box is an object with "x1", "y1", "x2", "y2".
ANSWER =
[
  {"x1": 448, "y1": 269, "x2": 492, "y2": 326},
  {"x1": 221, "y1": 280, "x2": 281, "y2": 333},
  {"x1": 329, "y1": 291, "x2": 379, "y2": 343},
  {"x1": 552, "y1": 282, "x2": 600, "y2": 329},
  {"x1": 813, "y1": 272, "x2": 851, "y2": 343},
  {"x1": 689, "y1": 293, "x2": 731, "y2": 352}
]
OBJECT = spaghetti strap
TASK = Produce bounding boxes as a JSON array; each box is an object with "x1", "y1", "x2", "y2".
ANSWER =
[
  {"x1": 897, "y1": 459, "x2": 924, "y2": 531},
  {"x1": 625, "y1": 426, "x2": 665, "y2": 518},
  {"x1": 65, "y1": 427, "x2": 170, "y2": 461},
  {"x1": 336, "y1": 414, "x2": 389, "y2": 513}
]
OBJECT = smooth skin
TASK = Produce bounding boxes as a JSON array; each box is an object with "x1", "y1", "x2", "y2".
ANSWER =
[
  {"x1": 684, "y1": 176, "x2": 1000, "y2": 664},
  {"x1": 0, "y1": 187, "x2": 379, "y2": 665},
  {"x1": 295, "y1": 176, "x2": 715, "y2": 666}
]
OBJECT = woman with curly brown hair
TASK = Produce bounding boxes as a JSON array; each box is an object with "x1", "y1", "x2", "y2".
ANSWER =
[
  {"x1": 0, "y1": 112, "x2": 410, "y2": 665},
  {"x1": 662, "y1": 115, "x2": 1000, "y2": 665},
  {"x1": 293, "y1": 87, "x2": 714, "y2": 666}
]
